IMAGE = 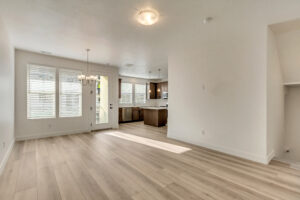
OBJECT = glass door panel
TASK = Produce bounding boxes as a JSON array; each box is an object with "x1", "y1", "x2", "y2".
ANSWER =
[
  {"x1": 95, "y1": 75, "x2": 109, "y2": 124},
  {"x1": 91, "y1": 73, "x2": 112, "y2": 130}
]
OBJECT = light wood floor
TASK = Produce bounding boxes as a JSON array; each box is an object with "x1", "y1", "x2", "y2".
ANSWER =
[{"x1": 1, "y1": 122, "x2": 300, "y2": 200}]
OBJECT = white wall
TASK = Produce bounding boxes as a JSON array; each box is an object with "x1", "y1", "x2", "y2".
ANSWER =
[
  {"x1": 15, "y1": 50, "x2": 119, "y2": 140},
  {"x1": 0, "y1": 18, "x2": 15, "y2": 173},
  {"x1": 119, "y1": 76, "x2": 168, "y2": 107},
  {"x1": 284, "y1": 87, "x2": 300, "y2": 162},
  {"x1": 167, "y1": 0, "x2": 300, "y2": 164},
  {"x1": 266, "y1": 28, "x2": 285, "y2": 158}
]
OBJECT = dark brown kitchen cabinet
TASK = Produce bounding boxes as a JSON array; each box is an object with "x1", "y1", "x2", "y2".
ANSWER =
[
  {"x1": 148, "y1": 82, "x2": 168, "y2": 99},
  {"x1": 156, "y1": 83, "x2": 162, "y2": 99},
  {"x1": 119, "y1": 107, "x2": 144, "y2": 123},
  {"x1": 132, "y1": 107, "x2": 140, "y2": 121},
  {"x1": 149, "y1": 82, "x2": 157, "y2": 99},
  {"x1": 144, "y1": 108, "x2": 168, "y2": 127},
  {"x1": 139, "y1": 108, "x2": 144, "y2": 120}
]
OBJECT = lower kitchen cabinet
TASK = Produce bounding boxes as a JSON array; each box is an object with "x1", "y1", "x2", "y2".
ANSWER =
[
  {"x1": 139, "y1": 108, "x2": 144, "y2": 121},
  {"x1": 119, "y1": 107, "x2": 144, "y2": 123},
  {"x1": 132, "y1": 107, "x2": 140, "y2": 121}
]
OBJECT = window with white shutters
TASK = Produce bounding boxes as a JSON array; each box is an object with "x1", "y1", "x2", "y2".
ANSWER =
[
  {"x1": 135, "y1": 84, "x2": 146, "y2": 104},
  {"x1": 59, "y1": 69, "x2": 82, "y2": 117},
  {"x1": 119, "y1": 83, "x2": 133, "y2": 104},
  {"x1": 27, "y1": 65, "x2": 56, "y2": 119}
]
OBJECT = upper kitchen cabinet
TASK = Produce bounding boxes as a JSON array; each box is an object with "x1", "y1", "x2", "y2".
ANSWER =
[
  {"x1": 148, "y1": 82, "x2": 168, "y2": 99},
  {"x1": 157, "y1": 82, "x2": 162, "y2": 99},
  {"x1": 149, "y1": 82, "x2": 157, "y2": 99}
]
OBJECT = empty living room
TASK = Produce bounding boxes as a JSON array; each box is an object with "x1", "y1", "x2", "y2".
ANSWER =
[{"x1": 1, "y1": 0, "x2": 300, "y2": 199}]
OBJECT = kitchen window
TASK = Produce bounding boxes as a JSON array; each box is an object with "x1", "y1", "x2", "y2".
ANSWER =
[
  {"x1": 119, "y1": 82, "x2": 133, "y2": 104},
  {"x1": 135, "y1": 84, "x2": 146, "y2": 104},
  {"x1": 27, "y1": 64, "x2": 56, "y2": 119}
]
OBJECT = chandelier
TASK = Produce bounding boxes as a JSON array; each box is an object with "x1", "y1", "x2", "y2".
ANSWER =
[{"x1": 78, "y1": 49, "x2": 98, "y2": 84}]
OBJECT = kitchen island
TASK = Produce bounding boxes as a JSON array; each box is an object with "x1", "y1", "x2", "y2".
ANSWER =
[{"x1": 142, "y1": 107, "x2": 168, "y2": 127}]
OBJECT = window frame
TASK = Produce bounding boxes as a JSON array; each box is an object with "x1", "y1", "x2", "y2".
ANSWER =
[
  {"x1": 59, "y1": 69, "x2": 83, "y2": 118},
  {"x1": 27, "y1": 64, "x2": 56, "y2": 119},
  {"x1": 134, "y1": 83, "x2": 147, "y2": 105},
  {"x1": 119, "y1": 82, "x2": 133, "y2": 105},
  {"x1": 119, "y1": 81, "x2": 148, "y2": 106}
]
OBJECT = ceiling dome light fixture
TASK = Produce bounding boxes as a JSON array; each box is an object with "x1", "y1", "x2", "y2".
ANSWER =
[{"x1": 136, "y1": 9, "x2": 159, "y2": 26}]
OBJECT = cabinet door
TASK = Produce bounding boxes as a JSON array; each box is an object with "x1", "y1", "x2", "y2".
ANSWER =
[
  {"x1": 132, "y1": 107, "x2": 140, "y2": 121},
  {"x1": 157, "y1": 83, "x2": 162, "y2": 99},
  {"x1": 139, "y1": 108, "x2": 144, "y2": 120},
  {"x1": 149, "y1": 83, "x2": 156, "y2": 99}
]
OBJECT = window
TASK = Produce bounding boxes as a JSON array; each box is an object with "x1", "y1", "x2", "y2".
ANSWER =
[
  {"x1": 59, "y1": 69, "x2": 82, "y2": 117},
  {"x1": 27, "y1": 65, "x2": 56, "y2": 119},
  {"x1": 119, "y1": 83, "x2": 133, "y2": 104},
  {"x1": 135, "y1": 84, "x2": 146, "y2": 104}
]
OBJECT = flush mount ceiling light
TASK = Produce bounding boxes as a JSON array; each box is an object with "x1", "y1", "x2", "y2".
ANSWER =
[
  {"x1": 203, "y1": 17, "x2": 213, "y2": 24},
  {"x1": 136, "y1": 9, "x2": 159, "y2": 25}
]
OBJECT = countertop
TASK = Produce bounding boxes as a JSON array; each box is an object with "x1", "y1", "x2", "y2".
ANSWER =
[
  {"x1": 119, "y1": 106, "x2": 167, "y2": 110},
  {"x1": 141, "y1": 106, "x2": 167, "y2": 110}
]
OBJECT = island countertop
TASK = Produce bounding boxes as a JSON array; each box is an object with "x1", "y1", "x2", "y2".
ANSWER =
[{"x1": 141, "y1": 106, "x2": 167, "y2": 110}]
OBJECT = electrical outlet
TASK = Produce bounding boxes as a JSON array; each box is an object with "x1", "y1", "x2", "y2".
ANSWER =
[
  {"x1": 3, "y1": 142, "x2": 5, "y2": 149},
  {"x1": 48, "y1": 124, "x2": 52, "y2": 129},
  {"x1": 284, "y1": 147, "x2": 290, "y2": 153},
  {"x1": 201, "y1": 130, "x2": 206, "y2": 135}
]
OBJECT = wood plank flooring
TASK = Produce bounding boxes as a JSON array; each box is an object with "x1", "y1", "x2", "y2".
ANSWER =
[{"x1": 1, "y1": 122, "x2": 300, "y2": 200}]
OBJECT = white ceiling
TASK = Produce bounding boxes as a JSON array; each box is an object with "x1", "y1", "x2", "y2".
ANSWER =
[{"x1": 0, "y1": 0, "x2": 232, "y2": 79}]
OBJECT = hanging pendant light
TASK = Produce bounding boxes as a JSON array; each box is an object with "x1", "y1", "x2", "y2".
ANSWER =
[
  {"x1": 78, "y1": 49, "x2": 98, "y2": 85},
  {"x1": 148, "y1": 70, "x2": 152, "y2": 93},
  {"x1": 157, "y1": 68, "x2": 161, "y2": 92}
]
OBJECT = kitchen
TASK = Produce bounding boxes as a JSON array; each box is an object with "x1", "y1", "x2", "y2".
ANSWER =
[{"x1": 118, "y1": 74, "x2": 168, "y2": 127}]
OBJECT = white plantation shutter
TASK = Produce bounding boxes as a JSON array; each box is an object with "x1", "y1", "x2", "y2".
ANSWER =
[
  {"x1": 135, "y1": 84, "x2": 146, "y2": 104},
  {"x1": 59, "y1": 69, "x2": 82, "y2": 117},
  {"x1": 119, "y1": 83, "x2": 133, "y2": 104},
  {"x1": 27, "y1": 65, "x2": 56, "y2": 119}
]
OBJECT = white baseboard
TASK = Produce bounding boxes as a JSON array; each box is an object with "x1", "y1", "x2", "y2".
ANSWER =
[
  {"x1": 266, "y1": 150, "x2": 275, "y2": 164},
  {"x1": 273, "y1": 157, "x2": 300, "y2": 169},
  {"x1": 290, "y1": 162, "x2": 300, "y2": 170},
  {"x1": 0, "y1": 139, "x2": 15, "y2": 175},
  {"x1": 15, "y1": 129, "x2": 90, "y2": 141},
  {"x1": 167, "y1": 134, "x2": 270, "y2": 164}
]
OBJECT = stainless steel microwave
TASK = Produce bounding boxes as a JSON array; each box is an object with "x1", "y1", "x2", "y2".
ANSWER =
[{"x1": 162, "y1": 92, "x2": 168, "y2": 99}]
